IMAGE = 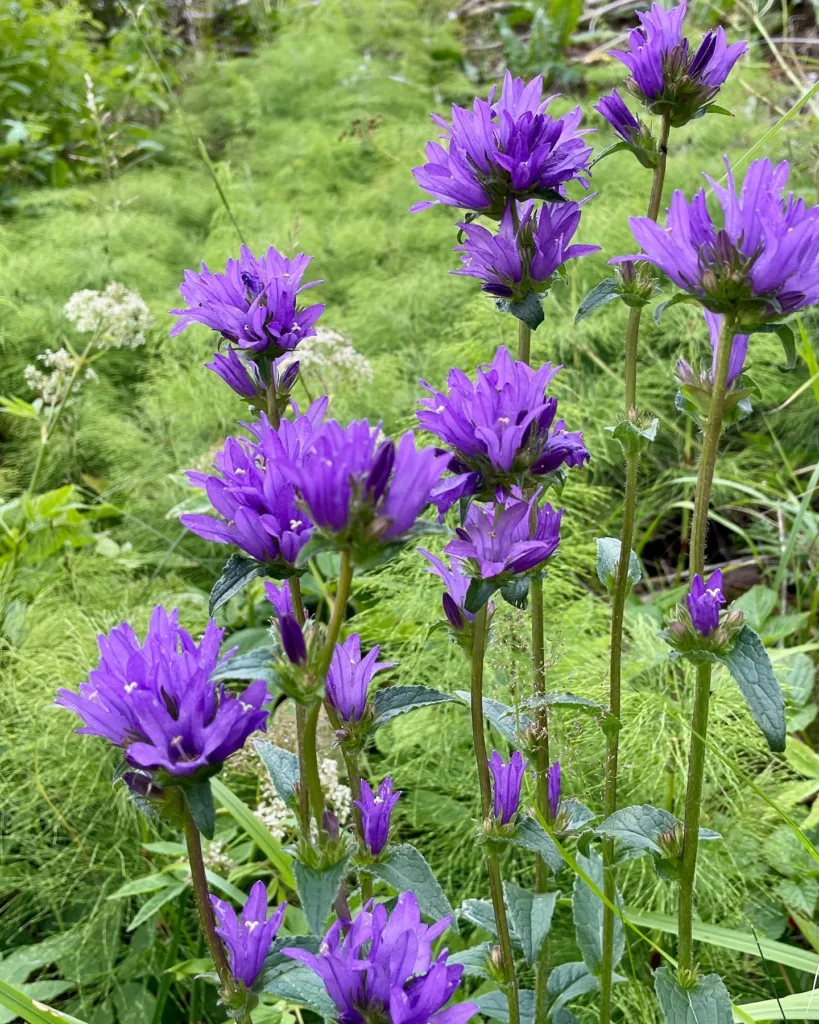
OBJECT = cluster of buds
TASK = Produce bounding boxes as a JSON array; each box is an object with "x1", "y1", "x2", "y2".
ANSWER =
[
  {"x1": 663, "y1": 569, "x2": 744, "y2": 659},
  {"x1": 615, "y1": 260, "x2": 661, "y2": 308},
  {"x1": 655, "y1": 821, "x2": 686, "y2": 879},
  {"x1": 594, "y1": 91, "x2": 661, "y2": 169}
]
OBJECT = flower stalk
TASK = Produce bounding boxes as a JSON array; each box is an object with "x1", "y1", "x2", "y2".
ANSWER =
[
  {"x1": 677, "y1": 312, "x2": 736, "y2": 971},
  {"x1": 600, "y1": 113, "x2": 670, "y2": 1024}
]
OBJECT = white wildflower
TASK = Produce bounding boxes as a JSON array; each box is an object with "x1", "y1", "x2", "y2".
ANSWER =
[
  {"x1": 319, "y1": 756, "x2": 352, "y2": 824},
  {"x1": 202, "y1": 839, "x2": 235, "y2": 875},
  {"x1": 23, "y1": 348, "x2": 97, "y2": 406},
  {"x1": 282, "y1": 327, "x2": 373, "y2": 389},
  {"x1": 64, "y1": 283, "x2": 153, "y2": 349}
]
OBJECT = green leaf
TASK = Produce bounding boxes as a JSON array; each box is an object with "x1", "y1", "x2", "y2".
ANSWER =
[
  {"x1": 127, "y1": 881, "x2": 187, "y2": 931},
  {"x1": 511, "y1": 816, "x2": 564, "y2": 873},
  {"x1": 263, "y1": 964, "x2": 337, "y2": 1017},
  {"x1": 499, "y1": 576, "x2": 531, "y2": 609},
  {"x1": 107, "y1": 875, "x2": 173, "y2": 900},
  {"x1": 503, "y1": 883, "x2": 559, "y2": 965},
  {"x1": 446, "y1": 942, "x2": 493, "y2": 979},
  {"x1": 474, "y1": 989, "x2": 535, "y2": 1024},
  {"x1": 611, "y1": 417, "x2": 659, "y2": 451},
  {"x1": 574, "y1": 277, "x2": 621, "y2": 323},
  {"x1": 654, "y1": 966, "x2": 733, "y2": 1024},
  {"x1": 255, "y1": 740, "x2": 300, "y2": 809},
  {"x1": 704, "y1": 103, "x2": 734, "y2": 116},
  {"x1": 495, "y1": 290, "x2": 544, "y2": 331},
  {"x1": 209, "y1": 554, "x2": 266, "y2": 615},
  {"x1": 184, "y1": 779, "x2": 216, "y2": 840},
  {"x1": 733, "y1": 586, "x2": 777, "y2": 632},
  {"x1": 371, "y1": 844, "x2": 455, "y2": 927},
  {"x1": 211, "y1": 647, "x2": 278, "y2": 685},
  {"x1": 0, "y1": 980, "x2": 88, "y2": 1024},
  {"x1": 552, "y1": 1011, "x2": 582, "y2": 1024},
  {"x1": 716, "y1": 626, "x2": 786, "y2": 752},
  {"x1": 743, "y1": 322, "x2": 797, "y2": 371},
  {"x1": 595, "y1": 537, "x2": 642, "y2": 590},
  {"x1": 465, "y1": 577, "x2": 500, "y2": 614},
  {"x1": 548, "y1": 961, "x2": 600, "y2": 1014},
  {"x1": 294, "y1": 858, "x2": 348, "y2": 936},
  {"x1": 594, "y1": 805, "x2": 720, "y2": 855},
  {"x1": 653, "y1": 293, "x2": 703, "y2": 322},
  {"x1": 453, "y1": 691, "x2": 532, "y2": 746},
  {"x1": 573, "y1": 851, "x2": 623, "y2": 974},
  {"x1": 760, "y1": 612, "x2": 809, "y2": 644},
  {"x1": 141, "y1": 841, "x2": 186, "y2": 856},
  {"x1": 372, "y1": 685, "x2": 454, "y2": 726},
  {"x1": 736, "y1": 991, "x2": 819, "y2": 1020},
  {"x1": 211, "y1": 778, "x2": 295, "y2": 888},
  {"x1": 777, "y1": 654, "x2": 815, "y2": 705},
  {"x1": 458, "y1": 899, "x2": 498, "y2": 936}
]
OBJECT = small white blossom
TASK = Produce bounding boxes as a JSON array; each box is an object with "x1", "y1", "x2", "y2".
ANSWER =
[
  {"x1": 202, "y1": 839, "x2": 235, "y2": 875},
  {"x1": 282, "y1": 328, "x2": 373, "y2": 388},
  {"x1": 24, "y1": 348, "x2": 97, "y2": 406},
  {"x1": 64, "y1": 283, "x2": 153, "y2": 349}
]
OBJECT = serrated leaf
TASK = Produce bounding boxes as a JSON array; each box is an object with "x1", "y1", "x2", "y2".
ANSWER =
[
  {"x1": 465, "y1": 577, "x2": 500, "y2": 614},
  {"x1": 474, "y1": 989, "x2": 535, "y2": 1024},
  {"x1": 127, "y1": 881, "x2": 187, "y2": 931},
  {"x1": 594, "y1": 804, "x2": 721, "y2": 854},
  {"x1": 499, "y1": 576, "x2": 531, "y2": 609},
  {"x1": 255, "y1": 741, "x2": 300, "y2": 809},
  {"x1": 512, "y1": 816, "x2": 564, "y2": 873},
  {"x1": 573, "y1": 851, "x2": 623, "y2": 974},
  {"x1": 453, "y1": 691, "x2": 532, "y2": 746},
  {"x1": 260, "y1": 935, "x2": 320, "y2": 986},
  {"x1": 372, "y1": 844, "x2": 455, "y2": 927},
  {"x1": 716, "y1": 626, "x2": 786, "y2": 752},
  {"x1": 595, "y1": 537, "x2": 642, "y2": 589},
  {"x1": 209, "y1": 555, "x2": 266, "y2": 615},
  {"x1": 263, "y1": 964, "x2": 337, "y2": 1017},
  {"x1": 654, "y1": 966, "x2": 733, "y2": 1024},
  {"x1": 503, "y1": 883, "x2": 559, "y2": 965},
  {"x1": 212, "y1": 647, "x2": 278, "y2": 685},
  {"x1": 372, "y1": 685, "x2": 454, "y2": 726},
  {"x1": 184, "y1": 780, "x2": 216, "y2": 840},
  {"x1": 548, "y1": 961, "x2": 598, "y2": 1013},
  {"x1": 458, "y1": 898, "x2": 497, "y2": 936},
  {"x1": 575, "y1": 277, "x2": 621, "y2": 323},
  {"x1": 294, "y1": 858, "x2": 348, "y2": 936},
  {"x1": 446, "y1": 942, "x2": 493, "y2": 979}
]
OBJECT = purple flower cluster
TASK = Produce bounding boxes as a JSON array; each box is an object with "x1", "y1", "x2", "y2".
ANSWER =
[
  {"x1": 181, "y1": 398, "x2": 328, "y2": 569},
  {"x1": 446, "y1": 492, "x2": 563, "y2": 581},
  {"x1": 488, "y1": 750, "x2": 528, "y2": 825},
  {"x1": 412, "y1": 71, "x2": 593, "y2": 218},
  {"x1": 418, "y1": 346, "x2": 588, "y2": 513},
  {"x1": 609, "y1": 1, "x2": 747, "y2": 125},
  {"x1": 355, "y1": 777, "x2": 401, "y2": 857},
  {"x1": 453, "y1": 200, "x2": 600, "y2": 301},
  {"x1": 211, "y1": 881, "x2": 286, "y2": 989},
  {"x1": 419, "y1": 549, "x2": 488, "y2": 633},
  {"x1": 56, "y1": 608, "x2": 270, "y2": 778},
  {"x1": 325, "y1": 634, "x2": 394, "y2": 724},
  {"x1": 621, "y1": 159, "x2": 819, "y2": 318},
  {"x1": 284, "y1": 892, "x2": 477, "y2": 1024},
  {"x1": 686, "y1": 569, "x2": 726, "y2": 636}
]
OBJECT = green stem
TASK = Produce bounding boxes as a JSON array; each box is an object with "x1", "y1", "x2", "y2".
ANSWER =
[
  {"x1": 266, "y1": 381, "x2": 280, "y2": 428},
  {"x1": 325, "y1": 709, "x2": 372, "y2": 903},
  {"x1": 318, "y1": 548, "x2": 353, "y2": 674},
  {"x1": 471, "y1": 604, "x2": 520, "y2": 1024},
  {"x1": 677, "y1": 313, "x2": 736, "y2": 973},
  {"x1": 302, "y1": 700, "x2": 326, "y2": 829},
  {"x1": 600, "y1": 114, "x2": 670, "y2": 1024},
  {"x1": 517, "y1": 321, "x2": 531, "y2": 364}
]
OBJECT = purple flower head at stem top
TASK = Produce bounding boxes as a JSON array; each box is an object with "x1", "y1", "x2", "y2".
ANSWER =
[
  {"x1": 170, "y1": 244, "x2": 324, "y2": 357},
  {"x1": 325, "y1": 634, "x2": 395, "y2": 724},
  {"x1": 547, "y1": 760, "x2": 561, "y2": 820},
  {"x1": 211, "y1": 881, "x2": 286, "y2": 989},
  {"x1": 488, "y1": 750, "x2": 529, "y2": 825},
  {"x1": 445, "y1": 491, "x2": 562, "y2": 581},
  {"x1": 686, "y1": 569, "x2": 726, "y2": 636},
  {"x1": 355, "y1": 777, "x2": 401, "y2": 857},
  {"x1": 285, "y1": 420, "x2": 448, "y2": 551},
  {"x1": 55, "y1": 608, "x2": 271, "y2": 778},
  {"x1": 264, "y1": 580, "x2": 307, "y2": 666},
  {"x1": 453, "y1": 199, "x2": 600, "y2": 302},
  {"x1": 609, "y1": 2, "x2": 747, "y2": 125},
  {"x1": 594, "y1": 89, "x2": 643, "y2": 145},
  {"x1": 412, "y1": 71, "x2": 593, "y2": 218},
  {"x1": 419, "y1": 346, "x2": 589, "y2": 515},
  {"x1": 618, "y1": 159, "x2": 819, "y2": 319},
  {"x1": 181, "y1": 398, "x2": 328, "y2": 568},
  {"x1": 284, "y1": 891, "x2": 478, "y2": 1024}
]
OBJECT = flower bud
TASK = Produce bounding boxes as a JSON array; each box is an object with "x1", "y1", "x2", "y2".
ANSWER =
[
  {"x1": 725, "y1": 609, "x2": 744, "y2": 629},
  {"x1": 322, "y1": 809, "x2": 340, "y2": 842},
  {"x1": 667, "y1": 620, "x2": 688, "y2": 641}
]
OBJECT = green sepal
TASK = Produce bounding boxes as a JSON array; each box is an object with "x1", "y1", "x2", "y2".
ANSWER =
[{"x1": 697, "y1": 103, "x2": 734, "y2": 118}]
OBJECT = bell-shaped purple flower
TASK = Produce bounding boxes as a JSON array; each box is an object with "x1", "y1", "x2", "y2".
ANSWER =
[
  {"x1": 283, "y1": 891, "x2": 478, "y2": 1024},
  {"x1": 686, "y1": 569, "x2": 726, "y2": 636},
  {"x1": 445, "y1": 492, "x2": 562, "y2": 580},
  {"x1": 264, "y1": 580, "x2": 307, "y2": 666},
  {"x1": 55, "y1": 608, "x2": 271, "y2": 777},
  {"x1": 594, "y1": 89, "x2": 643, "y2": 144},
  {"x1": 419, "y1": 549, "x2": 487, "y2": 630},
  {"x1": 325, "y1": 634, "x2": 394, "y2": 723},
  {"x1": 705, "y1": 310, "x2": 749, "y2": 386},
  {"x1": 618, "y1": 158, "x2": 819, "y2": 318},
  {"x1": 609, "y1": 2, "x2": 746, "y2": 125},
  {"x1": 547, "y1": 761, "x2": 561, "y2": 820},
  {"x1": 170, "y1": 244, "x2": 324, "y2": 356},
  {"x1": 355, "y1": 777, "x2": 401, "y2": 857},
  {"x1": 206, "y1": 346, "x2": 263, "y2": 400},
  {"x1": 418, "y1": 346, "x2": 588, "y2": 515},
  {"x1": 181, "y1": 399, "x2": 328, "y2": 568},
  {"x1": 211, "y1": 881, "x2": 286, "y2": 989},
  {"x1": 453, "y1": 200, "x2": 600, "y2": 301},
  {"x1": 285, "y1": 421, "x2": 448, "y2": 549},
  {"x1": 488, "y1": 750, "x2": 528, "y2": 825},
  {"x1": 412, "y1": 71, "x2": 593, "y2": 218}
]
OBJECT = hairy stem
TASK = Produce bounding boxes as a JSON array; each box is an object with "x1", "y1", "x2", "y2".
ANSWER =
[
  {"x1": 600, "y1": 114, "x2": 670, "y2": 1024},
  {"x1": 302, "y1": 700, "x2": 326, "y2": 830},
  {"x1": 290, "y1": 577, "x2": 312, "y2": 834},
  {"x1": 677, "y1": 313, "x2": 736, "y2": 972},
  {"x1": 487, "y1": 850, "x2": 520, "y2": 1024},
  {"x1": 182, "y1": 803, "x2": 233, "y2": 992}
]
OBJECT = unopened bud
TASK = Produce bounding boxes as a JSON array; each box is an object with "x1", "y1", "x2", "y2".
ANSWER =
[
  {"x1": 725, "y1": 609, "x2": 744, "y2": 629},
  {"x1": 711, "y1": 626, "x2": 729, "y2": 648},
  {"x1": 667, "y1": 621, "x2": 688, "y2": 641},
  {"x1": 701, "y1": 270, "x2": 719, "y2": 296},
  {"x1": 363, "y1": 514, "x2": 392, "y2": 543},
  {"x1": 322, "y1": 809, "x2": 340, "y2": 842},
  {"x1": 490, "y1": 946, "x2": 504, "y2": 972}
]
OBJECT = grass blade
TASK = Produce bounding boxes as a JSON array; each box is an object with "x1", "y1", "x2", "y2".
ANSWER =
[
  {"x1": 211, "y1": 778, "x2": 295, "y2": 889},
  {"x1": 0, "y1": 980, "x2": 87, "y2": 1024},
  {"x1": 734, "y1": 990, "x2": 819, "y2": 1020}
]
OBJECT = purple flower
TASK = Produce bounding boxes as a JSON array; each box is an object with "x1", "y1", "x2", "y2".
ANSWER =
[
  {"x1": 594, "y1": 89, "x2": 642, "y2": 144},
  {"x1": 55, "y1": 608, "x2": 270, "y2": 777},
  {"x1": 547, "y1": 761, "x2": 561, "y2": 820},
  {"x1": 412, "y1": 71, "x2": 593, "y2": 218},
  {"x1": 618, "y1": 159, "x2": 819, "y2": 318},
  {"x1": 206, "y1": 346, "x2": 263, "y2": 400},
  {"x1": 211, "y1": 881, "x2": 286, "y2": 989},
  {"x1": 453, "y1": 200, "x2": 600, "y2": 301},
  {"x1": 181, "y1": 399, "x2": 328, "y2": 568},
  {"x1": 325, "y1": 634, "x2": 394, "y2": 723},
  {"x1": 170, "y1": 244, "x2": 324, "y2": 356},
  {"x1": 284, "y1": 891, "x2": 478, "y2": 1024},
  {"x1": 286, "y1": 421, "x2": 448, "y2": 548},
  {"x1": 705, "y1": 310, "x2": 749, "y2": 386},
  {"x1": 355, "y1": 777, "x2": 401, "y2": 856},
  {"x1": 445, "y1": 492, "x2": 562, "y2": 580},
  {"x1": 686, "y1": 569, "x2": 726, "y2": 636},
  {"x1": 419, "y1": 549, "x2": 487, "y2": 630},
  {"x1": 609, "y1": 2, "x2": 746, "y2": 125},
  {"x1": 264, "y1": 580, "x2": 307, "y2": 666},
  {"x1": 418, "y1": 346, "x2": 588, "y2": 514},
  {"x1": 488, "y1": 750, "x2": 528, "y2": 825}
]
